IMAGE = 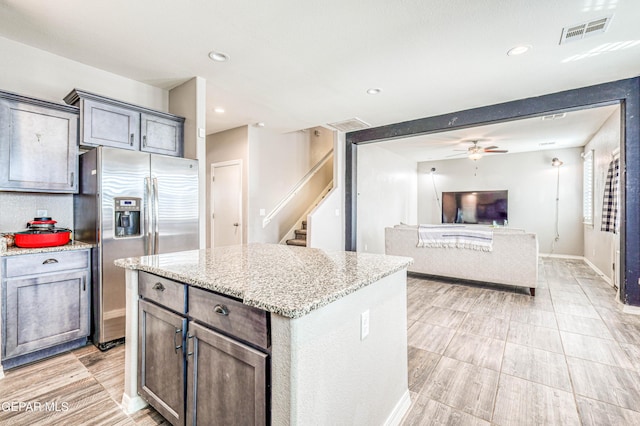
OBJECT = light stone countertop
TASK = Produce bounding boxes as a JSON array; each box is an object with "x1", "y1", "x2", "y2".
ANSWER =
[
  {"x1": 0, "y1": 238, "x2": 94, "y2": 256},
  {"x1": 115, "y1": 243, "x2": 413, "y2": 318}
]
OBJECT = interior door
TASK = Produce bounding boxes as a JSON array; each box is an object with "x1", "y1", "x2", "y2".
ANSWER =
[{"x1": 211, "y1": 161, "x2": 242, "y2": 247}]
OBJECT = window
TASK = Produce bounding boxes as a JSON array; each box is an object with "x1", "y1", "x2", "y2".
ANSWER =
[{"x1": 583, "y1": 150, "x2": 594, "y2": 225}]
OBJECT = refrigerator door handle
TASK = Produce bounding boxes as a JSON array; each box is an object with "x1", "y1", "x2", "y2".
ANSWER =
[
  {"x1": 152, "y1": 177, "x2": 160, "y2": 255},
  {"x1": 145, "y1": 177, "x2": 153, "y2": 255}
]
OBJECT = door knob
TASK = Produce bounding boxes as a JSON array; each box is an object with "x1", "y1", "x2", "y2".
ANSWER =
[{"x1": 233, "y1": 223, "x2": 239, "y2": 227}]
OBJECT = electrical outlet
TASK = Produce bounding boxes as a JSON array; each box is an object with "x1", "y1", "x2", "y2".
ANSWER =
[
  {"x1": 360, "y1": 310, "x2": 370, "y2": 340},
  {"x1": 36, "y1": 209, "x2": 48, "y2": 217}
]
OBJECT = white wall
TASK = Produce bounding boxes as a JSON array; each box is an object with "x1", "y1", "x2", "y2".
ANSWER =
[
  {"x1": 418, "y1": 148, "x2": 584, "y2": 256},
  {"x1": 0, "y1": 36, "x2": 166, "y2": 110},
  {"x1": 247, "y1": 126, "x2": 333, "y2": 243},
  {"x1": 584, "y1": 108, "x2": 621, "y2": 282},
  {"x1": 206, "y1": 126, "x2": 249, "y2": 247},
  {"x1": 169, "y1": 76, "x2": 207, "y2": 249},
  {"x1": 0, "y1": 36, "x2": 169, "y2": 235},
  {"x1": 271, "y1": 270, "x2": 408, "y2": 425},
  {"x1": 357, "y1": 144, "x2": 417, "y2": 254},
  {"x1": 307, "y1": 132, "x2": 345, "y2": 251}
]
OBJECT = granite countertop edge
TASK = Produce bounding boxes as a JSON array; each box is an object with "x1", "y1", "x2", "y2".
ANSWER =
[
  {"x1": 246, "y1": 262, "x2": 412, "y2": 318},
  {"x1": 0, "y1": 238, "x2": 95, "y2": 257},
  {"x1": 114, "y1": 252, "x2": 413, "y2": 319}
]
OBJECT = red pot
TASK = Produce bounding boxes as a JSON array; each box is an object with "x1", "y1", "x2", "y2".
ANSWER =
[{"x1": 14, "y1": 229, "x2": 71, "y2": 248}]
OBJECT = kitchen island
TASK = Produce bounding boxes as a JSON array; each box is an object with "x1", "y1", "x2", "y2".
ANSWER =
[{"x1": 116, "y1": 243, "x2": 413, "y2": 425}]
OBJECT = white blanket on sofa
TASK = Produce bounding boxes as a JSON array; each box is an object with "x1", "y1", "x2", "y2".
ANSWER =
[{"x1": 417, "y1": 225, "x2": 494, "y2": 251}]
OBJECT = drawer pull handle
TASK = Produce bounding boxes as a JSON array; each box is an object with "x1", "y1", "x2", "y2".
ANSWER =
[
  {"x1": 214, "y1": 304, "x2": 229, "y2": 316},
  {"x1": 42, "y1": 258, "x2": 59, "y2": 264},
  {"x1": 152, "y1": 282, "x2": 165, "y2": 292},
  {"x1": 174, "y1": 328, "x2": 182, "y2": 353}
]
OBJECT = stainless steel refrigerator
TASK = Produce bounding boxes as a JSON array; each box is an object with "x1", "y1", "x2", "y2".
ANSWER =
[{"x1": 74, "y1": 146, "x2": 199, "y2": 350}]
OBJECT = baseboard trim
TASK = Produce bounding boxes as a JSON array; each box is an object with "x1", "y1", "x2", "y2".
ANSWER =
[
  {"x1": 384, "y1": 390, "x2": 412, "y2": 426},
  {"x1": 582, "y1": 257, "x2": 613, "y2": 286},
  {"x1": 538, "y1": 253, "x2": 584, "y2": 260},
  {"x1": 623, "y1": 304, "x2": 640, "y2": 316},
  {"x1": 538, "y1": 253, "x2": 613, "y2": 286},
  {"x1": 121, "y1": 393, "x2": 148, "y2": 414}
]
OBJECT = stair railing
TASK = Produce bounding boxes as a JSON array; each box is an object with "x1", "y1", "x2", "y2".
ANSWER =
[
  {"x1": 262, "y1": 149, "x2": 334, "y2": 228},
  {"x1": 279, "y1": 180, "x2": 334, "y2": 245}
]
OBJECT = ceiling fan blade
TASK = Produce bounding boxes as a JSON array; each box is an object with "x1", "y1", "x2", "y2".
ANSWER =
[
  {"x1": 485, "y1": 149, "x2": 508, "y2": 153},
  {"x1": 482, "y1": 145, "x2": 499, "y2": 150},
  {"x1": 445, "y1": 152, "x2": 467, "y2": 158}
]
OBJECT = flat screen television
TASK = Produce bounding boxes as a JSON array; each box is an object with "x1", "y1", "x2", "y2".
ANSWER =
[{"x1": 441, "y1": 190, "x2": 508, "y2": 225}]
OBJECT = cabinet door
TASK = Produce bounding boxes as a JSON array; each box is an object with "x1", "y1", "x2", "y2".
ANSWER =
[
  {"x1": 82, "y1": 99, "x2": 140, "y2": 150},
  {"x1": 138, "y1": 299, "x2": 186, "y2": 426},
  {"x1": 3, "y1": 270, "x2": 89, "y2": 359},
  {"x1": 186, "y1": 321, "x2": 268, "y2": 426},
  {"x1": 0, "y1": 99, "x2": 78, "y2": 192},
  {"x1": 141, "y1": 112, "x2": 183, "y2": 157}
]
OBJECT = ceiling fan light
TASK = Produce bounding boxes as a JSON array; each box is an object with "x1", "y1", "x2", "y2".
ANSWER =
[{"x1": 469, "y1": 152, "x2": 483, "y2": 161}]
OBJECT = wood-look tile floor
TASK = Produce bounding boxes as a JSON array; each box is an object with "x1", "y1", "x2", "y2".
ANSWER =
[
  {"x1": 1, "y1": 258, "x2": 638, "y2": 425},
  {"x1": 401, "y1": 257, "x2": 640, "y2": 426}
]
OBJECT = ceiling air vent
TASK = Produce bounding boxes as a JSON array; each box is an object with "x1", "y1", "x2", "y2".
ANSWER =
[
  {"x1": 560, "y1": 15, "x2": 613, "y2": 44},
  {"x1": 327, "y1": 117, "x2": 371, "y2": 132},
  {"x1": 542, "y1": 113, "x2": 567, "y2": 120}
]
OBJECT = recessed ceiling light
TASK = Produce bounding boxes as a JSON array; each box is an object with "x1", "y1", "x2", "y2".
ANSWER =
[
  {"x1": 255, "y1": 122, "x2": 266, "y2": 127},
  {"x1": 366, "y1": 88, "x2": 382, "y2": 95},
  {"x1": 208, "y1": 51, "x2": 229, "y2": 62},
  {"x1": 507, "y1": 45, "x2": 531, "y2": 56},
  {"x1": 214, "y1": 107, "x2": 225, "y2": 113}
]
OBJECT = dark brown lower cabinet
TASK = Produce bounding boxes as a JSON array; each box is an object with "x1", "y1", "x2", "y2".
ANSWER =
[
  {"x1": 138, "y1": 299, "x2": 186, "y2": 425},
  {"x1": 138, "y1": 278, "x2": 269, "y2": 426},
  {"x1": 186, "y1": 321, "x2": 267, "y2": 426},
  {"x1": 1, "y1": 250, "x2": 91, "y2": 369}
]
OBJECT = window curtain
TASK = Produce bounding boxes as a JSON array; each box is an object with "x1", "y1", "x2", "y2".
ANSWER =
[{"x1": 601, "y1": 158, "x2": 620, "y2": 233}]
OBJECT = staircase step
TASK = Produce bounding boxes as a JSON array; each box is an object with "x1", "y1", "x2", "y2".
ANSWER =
[
  {"x1": 301, "y1": 220, "x2": 307, "y2": 230},
  {"x1": 295, "y1": 229, "x2": 307, "y2": 238},
  {"x1": 286, "y1": 238, "x2": 307, "y2": 247}
]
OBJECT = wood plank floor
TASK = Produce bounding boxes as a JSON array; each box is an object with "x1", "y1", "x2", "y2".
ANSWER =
[{"x1": 1, "y1": 258, "x2": 638, "y2": 425}]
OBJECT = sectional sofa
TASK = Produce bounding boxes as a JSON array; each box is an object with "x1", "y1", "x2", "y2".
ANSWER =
[{"x1": 385, "y1": 224, "x2": 538, "y2": 295}]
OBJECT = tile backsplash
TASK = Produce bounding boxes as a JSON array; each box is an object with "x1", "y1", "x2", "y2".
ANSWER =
[{"x1": 0, "y1": 192, "x2": 74, "y2": 233}]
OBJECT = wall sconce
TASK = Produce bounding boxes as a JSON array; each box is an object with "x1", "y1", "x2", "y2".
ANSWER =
[{"x1": 551, "y1": 157, "x2": 563, "y2": 167}]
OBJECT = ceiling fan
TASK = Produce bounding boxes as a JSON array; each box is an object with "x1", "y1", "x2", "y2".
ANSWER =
[{"x1": 449, "y1": 140, "x2": 509, "y2": 160}]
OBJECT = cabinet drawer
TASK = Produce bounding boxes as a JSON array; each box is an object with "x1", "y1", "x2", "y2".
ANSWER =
[
  {"x1": 4, "y1": 250, "x2": 89, "y2": 278},
  {"x1": 189, "y1": 287, "x2": 269, "y2": 350},
  {"x1": 139, "y1": 272, "x2": 186, "y2": 314}
]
